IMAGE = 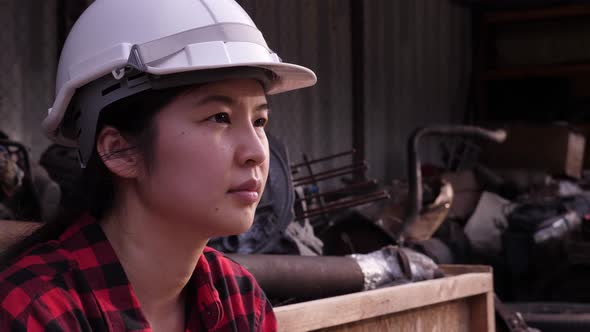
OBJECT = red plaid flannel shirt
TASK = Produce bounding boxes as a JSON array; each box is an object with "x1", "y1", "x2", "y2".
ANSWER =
[{"x1": 0, "y1": 215, "x2": 277, "y2": 331}]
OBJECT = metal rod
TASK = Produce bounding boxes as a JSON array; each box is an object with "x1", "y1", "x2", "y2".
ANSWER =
[
  {"x1": 295, "y1": 191, "x2": 390, "y2": 220},
  {"x1": 301, "y1": 190, "x2": 389, "y2": 215},
  {"x1": 293, "y1": 165, "x2": 368, "y2": 187},
  {"x1": 298, "y1": 191, "x2": 389, "y2": 216},
  {"x1": 292, "y1": 162, "x2": 367, "y2": 183},
  {"x1": 301, "y1": 153, "x2": 328, "y2": 220},
  {"x1": 295, "y1": 179, "x2": 378, "y2": 203},
  {"x1": 296, "y1": 194, "x2": 389, "y2": 221},
  {"x1": 297, "y1": 196, "x2": 390, "y2": 221},
  {"x1": 291, "y1": 150, "x2": 356, "y2": 169}
]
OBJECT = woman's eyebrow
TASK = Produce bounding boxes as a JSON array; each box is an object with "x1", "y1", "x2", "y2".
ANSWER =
[
  {"x1": 255, "y1": 103, "x2": 269, "y2": 112},
  {"x1": 195, "y1": 95, "x2": 235, "y2": 108},
  {"x1": 196, "y1": 95, "x2": 269, "y2": 112}
]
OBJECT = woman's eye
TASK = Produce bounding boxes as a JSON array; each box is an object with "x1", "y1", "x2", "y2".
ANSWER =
[
  {"x1": 254, "y1": 118, "x2": 267, "y2": 127},
  {"x1": 207, "y1": 113, "x2": 231, "y2": 124}
]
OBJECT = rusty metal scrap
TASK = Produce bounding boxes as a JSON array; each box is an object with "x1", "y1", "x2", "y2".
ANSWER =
[
  {"x1": 403, "y1": 179, "x2": 453, "y2": 242},
  {"x1": 402, "y1": 125, "x2": 507, "y2": 244},
  {"x1": 292, "y1": 149, "x2": 390, "y2": 223},
  {"x1": 350, "y1": 246, "x2": 443, "y2": 291},
  {"x1": 292, "y1": 162, "x2": 368, "y2": 186},
  {"x1": 295, "y1": 190, "x2": 390, "y2": 221}
]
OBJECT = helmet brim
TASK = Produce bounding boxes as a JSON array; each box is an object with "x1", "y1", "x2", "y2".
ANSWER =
[{"x1": 42, "y1": 61, "x2": 317, "y2": 147}]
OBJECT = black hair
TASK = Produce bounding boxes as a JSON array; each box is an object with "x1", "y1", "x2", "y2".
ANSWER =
[{"x1": 0, "y1": 86, "x2": 189, "y2": 268}]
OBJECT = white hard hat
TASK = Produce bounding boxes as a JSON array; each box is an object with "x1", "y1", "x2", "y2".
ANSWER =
[{"x1": 42, "y1": 0, "x2": 317, "y2": 166}]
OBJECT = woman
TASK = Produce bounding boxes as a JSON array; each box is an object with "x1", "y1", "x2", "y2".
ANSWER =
[{"x1": 0, "y1": 0, "x2": 316, "y2": 331}]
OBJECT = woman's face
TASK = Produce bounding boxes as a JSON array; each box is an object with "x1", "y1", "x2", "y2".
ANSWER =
[{"x1": 138, "y1": 79, "x2": 269, "y2": 237}]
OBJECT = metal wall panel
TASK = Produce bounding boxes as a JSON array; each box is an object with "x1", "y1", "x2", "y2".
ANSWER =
[
  {"x1": 240, "y1": 0, "x2": 471, "y2": 182},
  {"x1": 238, "y1": 0, "x2": 354, "y2": 177},
  {"x1": 363, "y1": 0, "x2": 472, "y2": 182},
  {"x1": 0, "y1": 0, "x2": 57, "y2": 158},
  {"x1": 0, "y1": 0, "x2": 471, "y2": 185}
]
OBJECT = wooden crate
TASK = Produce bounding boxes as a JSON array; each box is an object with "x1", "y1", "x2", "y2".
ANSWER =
[
  {"x1": 480, "y1": 125, "x2": 586, "y2": 179},
  {"x1": 275, "y1": 265, "x2": 494, "y2": 332}
]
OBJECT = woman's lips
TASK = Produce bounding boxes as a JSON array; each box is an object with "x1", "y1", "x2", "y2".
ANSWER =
[
  {"x1": 228, "y1": 179, "x2": 261, "y2": 205},
  {"x1": 228, "y1": 190, "x2": 260, "y2": 204}
]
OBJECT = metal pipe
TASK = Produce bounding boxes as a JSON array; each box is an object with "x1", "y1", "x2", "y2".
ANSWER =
[
  {"x1": 227, "y1": 254, "x2": 364, "y2": 300},
  {"x1": 293, "y1": 165, "x2": 368, "y2": 187},
  {"x1": 402, "y1": 125, "x2": 507, "y2": 243},
  {"x1": 291, "y1": 150, "x2": 356, "y2": 169},
  {"x1": 295, "y1": 179, "x2": 378, "y2": 203}
]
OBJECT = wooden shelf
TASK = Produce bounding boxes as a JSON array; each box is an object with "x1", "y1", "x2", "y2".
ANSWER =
[
  {"x1": 475, "y1": 3, "x2": 590, "y2": 119},
  {"x1": 485, "y1": 4, "x2": 590, "y2": 24},
  {"x1": 484, "y1": 63, "x2": 590, "y2": 80}
]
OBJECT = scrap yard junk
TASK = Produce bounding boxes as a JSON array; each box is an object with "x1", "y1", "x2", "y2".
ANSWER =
[{"x1": 209, "y1": 126, "x2": 508, "y2": 305}]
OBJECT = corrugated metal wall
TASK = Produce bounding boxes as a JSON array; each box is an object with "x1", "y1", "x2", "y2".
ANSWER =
[
  {"x1": 0, "y1": 0, "x2": 471, "y2": 184},
  {"x1": 0, "y1": 1, "x2": 57, "y2": 157},
  {"x1": 363, "y1": 0, "x2": 472, "y2": 182},
  {"x1": 237, "y1": 0, "x2": 354, "y2": 176},
  {"x1": 239, "y1": 0, "x2": 472, "y2": 182}
]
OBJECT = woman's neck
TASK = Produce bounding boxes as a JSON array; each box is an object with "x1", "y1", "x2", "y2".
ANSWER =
[{"x1": 100, "y1": 199, "x2": 208, "y2": 331}]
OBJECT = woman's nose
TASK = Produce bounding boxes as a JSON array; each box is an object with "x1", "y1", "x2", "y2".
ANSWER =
[{"x1": 235, "y1": 126, "x2": 268, "y2": 167}]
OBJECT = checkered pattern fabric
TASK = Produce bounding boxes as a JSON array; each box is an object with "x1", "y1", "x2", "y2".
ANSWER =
[{"x1": 0, "y1": 214, "x2": 276, "y2": 331}]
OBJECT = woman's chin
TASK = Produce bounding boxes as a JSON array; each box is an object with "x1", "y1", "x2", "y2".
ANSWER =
[{"x1": 211, "y1": 215, "x2": 255, "y2": 238}]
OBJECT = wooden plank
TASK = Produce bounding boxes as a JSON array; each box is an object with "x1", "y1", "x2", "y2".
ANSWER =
[
  {"x1": 275, "y1": 271, "x2": 493, "y2": 332},
  {"x1": 468, "y1": 291, "x2": 495, "y2": 332},
  {"x1": 318, "y1": 299, "x2": 472, "y2": 332}
]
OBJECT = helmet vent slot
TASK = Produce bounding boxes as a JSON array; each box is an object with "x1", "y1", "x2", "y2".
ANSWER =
[
  {"x1": 73, "y1": 108, "x2": 81, "y2": 122},
  {"x1": 102, "y1": 83, "x2": 121, "y2": 96},
  {"x1": 128, "y1": 72, "x2": 145, "y2": 81}
]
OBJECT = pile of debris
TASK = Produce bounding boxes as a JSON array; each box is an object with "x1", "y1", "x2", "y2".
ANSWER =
[{"x1": 8, "y1": 123, "x2": 588, "y2": 330}]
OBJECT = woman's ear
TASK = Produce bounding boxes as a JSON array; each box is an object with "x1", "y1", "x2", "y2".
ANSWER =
[{"x1": 96, "y1": 126, "x2": 140, "y2": 179}]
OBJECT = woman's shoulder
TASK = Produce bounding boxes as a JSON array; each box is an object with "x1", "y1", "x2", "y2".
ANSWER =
[
  {"x1": 1, "y1": 238, "x2": 74, "y2": 276},
  {"x1": 0, "y1": 241, "x2": 80, "y2": 327},
  {"x1": 0, "y1": 239, "x2": 76, "y2": 296}
]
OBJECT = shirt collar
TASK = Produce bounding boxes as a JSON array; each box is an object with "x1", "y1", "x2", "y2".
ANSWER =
[
  {"x1": 60, "y1": 214, "x2": 223, "y2": 330},
  {"x1": 187, "y1": 248, "x2": 224, "y2": 330}
]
